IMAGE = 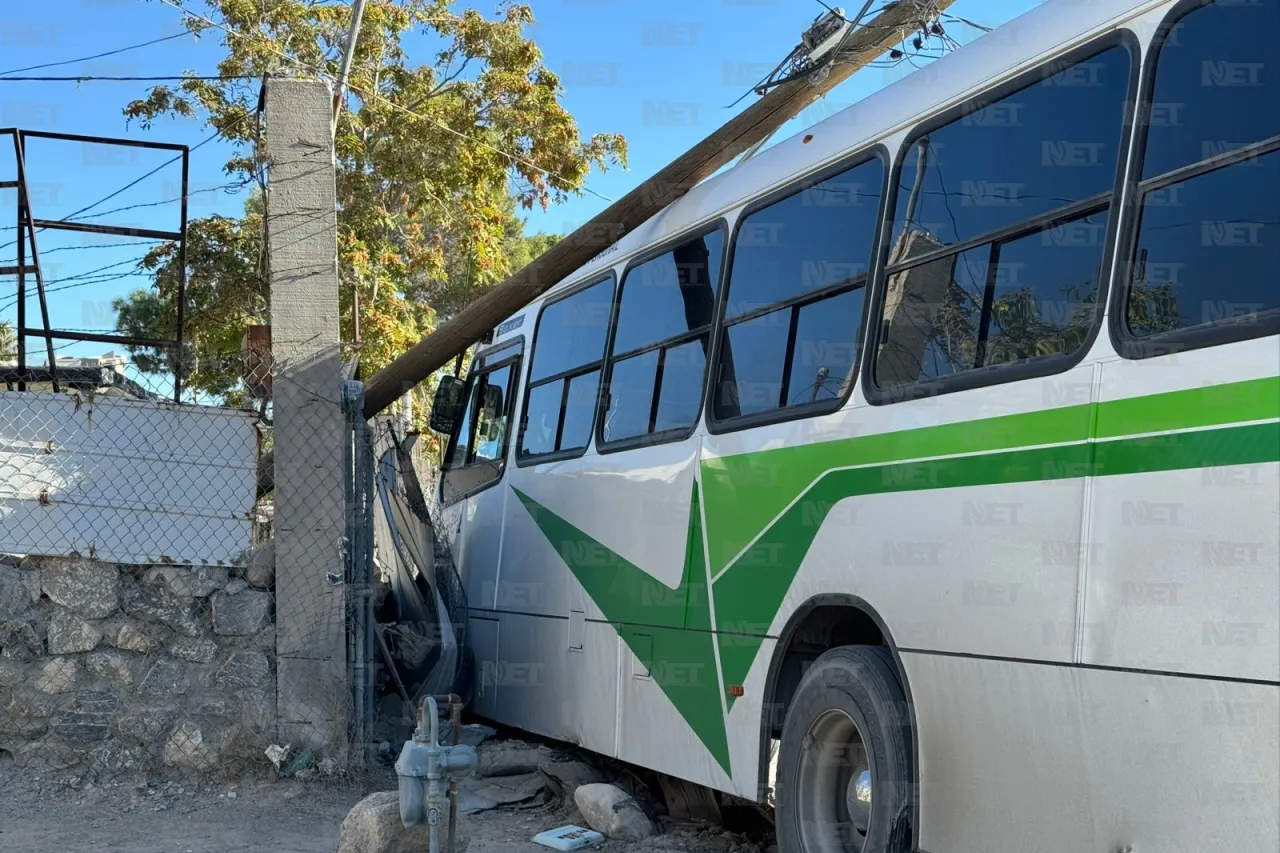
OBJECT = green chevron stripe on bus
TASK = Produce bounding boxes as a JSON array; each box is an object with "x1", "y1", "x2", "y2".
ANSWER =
[
  {"x1": 512, "y1": 483, "x2": 731, "y2": 775},
  {"x1": 514, "y1": 375, "x2": 1278, "y2": 758}
]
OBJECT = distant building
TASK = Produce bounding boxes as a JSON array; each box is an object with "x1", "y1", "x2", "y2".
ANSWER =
[{"x1": 0, "y1": 351, "x2": 155, "y2": 399}]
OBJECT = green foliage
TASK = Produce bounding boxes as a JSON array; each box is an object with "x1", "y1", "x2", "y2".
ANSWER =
[{"x1": 115, "y1": 0, "x2": 623, "y2": 400}]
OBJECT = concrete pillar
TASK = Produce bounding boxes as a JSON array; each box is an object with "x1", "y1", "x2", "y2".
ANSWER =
[{"x1": 266, "y1": 78, "x2": 347, "y2": 755}]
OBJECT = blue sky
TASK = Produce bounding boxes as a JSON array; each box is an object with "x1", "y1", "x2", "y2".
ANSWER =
[{"x1": 0, "y1": 0, "x2": 1043, "y2": 370}]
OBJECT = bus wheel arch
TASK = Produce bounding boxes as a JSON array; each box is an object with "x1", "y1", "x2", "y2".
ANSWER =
[{"x1": 758, "y1": 595, "x2": 918, "y2": 848}]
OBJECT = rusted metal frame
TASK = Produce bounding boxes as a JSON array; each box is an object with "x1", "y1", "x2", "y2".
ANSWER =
[
  {"x1": 18, "y1": 327, "x2": 179, "y2": 349},
  {"x1": 175, "y1": 146, "x2": 190, "y2": 403},
  {"x1": 1, "y1": 128, "x2": 193, "y2": 400},
  {"x1": 29, "y1": 219, "x2": 181, "y2": 241},
  {"x1": 13, "y1": 132, "x2": 58, "y2": 391}
]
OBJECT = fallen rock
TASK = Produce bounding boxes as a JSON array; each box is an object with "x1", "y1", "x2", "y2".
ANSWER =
[
  {"x1": 337, "y1": 791, "x2": 430, "y2": 853},
  {"x1": 574, "y1": 783, "x2": 656, "y2": 841},
  {"x1": 40, "y1": 557, "x2": 119, "y2": 619},
  {"x1": 47, "y1": 610, "x2": 102, "y2": 654},
  {"x1": 211, "y1": 589, "x2": 271, "y2": 636}
]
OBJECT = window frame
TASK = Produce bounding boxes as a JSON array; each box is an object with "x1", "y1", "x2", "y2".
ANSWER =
[
  {"x1": 515, "y1": 272, "x2": 617, "y2": 467},
  {"x1": 439, "y1": 336, "x2": 525, "y2": 506},
  {"x1": 861, "y1": 29, "x2": 1141, "y2": 406},
  {"x1": 1109, "y1": 0, "x2": 1280, "y2": 360},
  {"x1": 705, "y1": 146, "x2": 892, "y2": 436},
  {"x1": 596, "y1": 220, "x2": 729, "y2": 454}
]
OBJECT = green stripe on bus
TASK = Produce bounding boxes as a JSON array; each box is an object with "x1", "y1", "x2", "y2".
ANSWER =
[
  {"x1": 701, "y1": 376, "x2": 1280, "y2": 575},
  {"x1": 713, "y1": 420, "x2": 1280, "y2": 707}
]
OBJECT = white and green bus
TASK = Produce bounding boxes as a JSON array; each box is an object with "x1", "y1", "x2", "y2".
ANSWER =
[{"x1": 431, "y1": 1, "x2": 1280, "y2": 850}]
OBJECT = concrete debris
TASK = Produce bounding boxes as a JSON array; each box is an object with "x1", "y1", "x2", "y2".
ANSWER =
[
  {"x1": 474, "y1": 740, "x2": 549, "y2": 778},
  {"x1": 456, "y1": 771, "x2": 547, "y2": 815},
  {"x1": 337, "y1": 790, "x2": 430, "y2": 853},
  {"x1": 573, "y1": 783, "x2": 656, "y2": 841},
  {"x1": 538, "y1": 754, "x2": 605, "y2": 800}
]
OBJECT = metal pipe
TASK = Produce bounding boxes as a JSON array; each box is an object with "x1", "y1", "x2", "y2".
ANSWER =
[
  {"x1": 175, "y1": 145, "x2": 191, "y2": 403},
  {"x1": 332, "y1": 0, "x2": 370, "y2": 123},
  {"x1": 14, "y1": 132, "x2": 25, "y2": 392},
  {"x1": 15, "y1": 133, "x2": 60, "y2": 392}
]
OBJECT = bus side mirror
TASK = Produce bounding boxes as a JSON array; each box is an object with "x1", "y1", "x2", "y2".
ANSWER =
[{"x1": 429, "y1": 375, "x2": 465, "y2": 435}]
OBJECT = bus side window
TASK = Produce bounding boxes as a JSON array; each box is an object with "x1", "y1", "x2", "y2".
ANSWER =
[
  {"x1": 603, "y1": 227, "x2": 725, "y2": 445},
  {"x1": 1120, "y1": 0, "x2": 1280, "y2": 351},
  {"x1": 711, "y1": 156, "x2": 884, "y2": 425},
  {"x1": 871, "y1": 41, "x2": 1133, "y2": 393},
  {"x1": 519, "y1": 277, "x2": 614, "y2": 461}
]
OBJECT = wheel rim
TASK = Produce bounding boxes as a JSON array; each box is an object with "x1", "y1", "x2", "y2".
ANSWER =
[{"x1": 796, "y1": 709, "x2": 873, "y2": 853}]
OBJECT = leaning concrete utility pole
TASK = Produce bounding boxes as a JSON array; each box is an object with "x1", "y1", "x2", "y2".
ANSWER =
[{"x1": 361, "y1": 0, "x2": 952, "y2": 417}]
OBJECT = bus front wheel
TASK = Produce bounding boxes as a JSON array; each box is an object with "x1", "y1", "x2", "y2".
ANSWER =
[{"x1": 774, "y1": 645, "x2": 912, "y2": 853}]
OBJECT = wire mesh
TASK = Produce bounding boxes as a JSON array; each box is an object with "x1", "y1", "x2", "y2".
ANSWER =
[{"x1": 0, "y1": 345, "x2": 361, "y2": 783}]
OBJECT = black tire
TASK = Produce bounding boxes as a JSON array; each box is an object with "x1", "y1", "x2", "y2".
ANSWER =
[{"x1": 775, "y1": 645, "x2": 913, "y2": 853}]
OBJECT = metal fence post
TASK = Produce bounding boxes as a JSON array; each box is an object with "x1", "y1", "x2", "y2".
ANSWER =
[{"x1": 343, "y1": 379, "x2": 376, "y2": 765}]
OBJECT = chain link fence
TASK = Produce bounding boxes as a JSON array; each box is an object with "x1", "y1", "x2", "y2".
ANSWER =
[{"x1": 0, "y1": 347, "x2": 302, "y2": 782}]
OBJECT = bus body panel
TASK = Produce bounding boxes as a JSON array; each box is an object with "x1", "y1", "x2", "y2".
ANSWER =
[
  {"x1": 434, "y1": 0, "x2": 1280, "y2": 848},
  {"x1": 906, "y1": 652, "x2": 1279, "y2": 853}
]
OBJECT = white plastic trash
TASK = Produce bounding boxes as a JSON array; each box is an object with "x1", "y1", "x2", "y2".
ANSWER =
[{"x1": 532, "y1": 825, "x2": 606, "y2": 850}]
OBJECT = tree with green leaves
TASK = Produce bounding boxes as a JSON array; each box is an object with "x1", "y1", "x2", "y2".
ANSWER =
[{"x1": 117, "y1": 0, "x2": 624, "y2": 401}]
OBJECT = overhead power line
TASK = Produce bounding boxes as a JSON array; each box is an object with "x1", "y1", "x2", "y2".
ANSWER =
[
  {"x1": 0, "y1": 75, "x2": 256, "y2": 83},
  {"x1": 0, "y1": 32, "x2": 192, "y2": 77}
]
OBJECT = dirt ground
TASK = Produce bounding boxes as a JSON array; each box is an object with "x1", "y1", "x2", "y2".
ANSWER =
[{"x1": 0, "y1": 760, "x2": 770, "y2": 853}]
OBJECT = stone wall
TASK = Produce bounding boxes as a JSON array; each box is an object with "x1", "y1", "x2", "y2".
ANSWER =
[{"x1": 0, "y1": 550, "x2": 277, "y2": 778}]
